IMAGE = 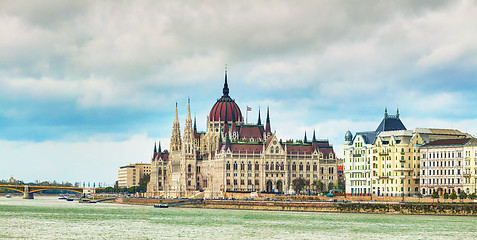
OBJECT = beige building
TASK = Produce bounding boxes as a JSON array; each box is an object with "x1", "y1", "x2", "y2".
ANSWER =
[
  {"x1": 345, "y1": 110, "x2": 470, "y2": 197},
  {"x1": 463, "y1": 138, "x2": 477, "y2": 195},
  {"x1": 148, "y1": 70, "x2": 338, "y2": 198},
  {"x1": 117, "y1": 163, "x2": 151, "y2": 188}
]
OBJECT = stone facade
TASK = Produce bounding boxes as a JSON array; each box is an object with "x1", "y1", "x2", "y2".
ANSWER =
[{"x1": 147, "y1": 71, "x2": 338, "y2": 198}]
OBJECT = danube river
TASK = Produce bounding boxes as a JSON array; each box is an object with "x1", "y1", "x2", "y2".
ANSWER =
[{"x1": 0, "y1": 197, "x2": 476, "y2": 239}]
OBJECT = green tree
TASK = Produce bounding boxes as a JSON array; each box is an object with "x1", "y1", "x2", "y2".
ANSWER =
[
  {"x1": 443, "y1": 192, "x2": 449, "y2": 200},
  {"x1": 138, "y1": 174, "x2": 150, "y2": 192},
  {"x1": 316, "y1": 180, "x2": 324, "y2": 193},
  {"x1": 431, "y1": 191, "x2": 439, "y2": 202},
  {"x1": 459, "y1": 191, "x2": 467, "y2": 201},
  {"x1": 337, "y1": 179, "x2": 345, "y2": 192},
  {"x1": 450, "y1": 190, "x2": 458, "y2": 202},
  {"x1": 468, "y1": 192, "x2": 476, "y2": 200},
  {"x1": 417, "y1": 193, "x2": 422, "y2": 202},
  {"x1": 328, "y1": 182, "x2": 335, "y2": 191},
  {"x1": 292, "y1": 178, "x2": 307, "y2": 194}
]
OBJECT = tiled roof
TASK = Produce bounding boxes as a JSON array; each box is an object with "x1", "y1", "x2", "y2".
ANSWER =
[
  {"x1": 286, "y1": 145, "x2": 313, "y2": 154},
  {"x1": 230, "y1": 144, "x2": 263, "y2": 153},
  {"x1": 239, "y1": 125, "x2": 264, "y2": 139},
  {"x1": 424, "y1": 138, "x2": 471, "y2": 147},
  {"x1": 319, "y1": 148, "x2": 335, "y2": 159}
]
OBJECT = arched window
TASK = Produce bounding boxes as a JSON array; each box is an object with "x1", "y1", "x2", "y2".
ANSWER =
[
  {"x1": 188, "y1": 164, "x2": 192, "y2": 173},
  {"x1": 226, "y1": 162, "x2": 230, "y2": 171}
]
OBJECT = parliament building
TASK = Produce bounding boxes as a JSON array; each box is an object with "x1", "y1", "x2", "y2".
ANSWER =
[{"x1": 147, "y1": 70, "x2": 338, "y2": 198}]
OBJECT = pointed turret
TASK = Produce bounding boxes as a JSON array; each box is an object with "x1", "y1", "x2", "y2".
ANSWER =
[
  {"x1": 257, "y1": 107, "x2": 262, "y2": 125},
  {"x1": 223, "y1": 65, "x2": 229, "y2": 97},
  {"x1": 312, "y1": 130, "x2": 317, "y2": 143},
  {"x1": 158, "y1": 141, "x2": 162, "y2": 153},
  {"x1": 170, "y1": 102, "x2": 182, "y2": 152},
  {"x1": 384, "y1": 107, "x2": 388, "y2": 118},
  {"x1": 304, "y1": 131, "x2": 308, "y2": 143},
  {"x1": 183, "y1": 97, "x2": 194, "y2": 154},
  {"x1": 194, "y1": 116, "x2": 197, "y2": 132},
  {"x1": 396, "y1": 108, "x2": 400, "y2": 119},
  {"x1": 265, "y1": 106, "x2": 271, "y2": 134}
]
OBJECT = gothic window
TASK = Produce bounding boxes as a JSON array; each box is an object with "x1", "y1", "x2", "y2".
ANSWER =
[
  {"x1": 241, "y1": 162, "x2": 245, "y2": 171},
  {"x1": 188, "y1": 164, "x2": 192, "y2": 173},
  {"x1": 313, "y1": 164, "x2": 317, "y2": 172},
  {"x1": 306, "y1": 164, "x2": 310, "y2": 172},
  {"x1": 248, "y1": 162, "x2": 252, "y2": 171},
  {"x1": 233, "y1": 162, "x2": 238, "y2": 171},
  {"x1": 255, "y1": 162, "x2": 259, "y2": 171},
  {"x1": 299, "y1": 163, "x2": 303, "y2": 171},
  {"x1": 266, "y1": 162, "x2": 269, "y2": 170},
  {"x1": 292, "y1": 163, "x2": 296, "y2": 171},
  {"x1": 234, "y1": 179, "x2": 237, "y2": 185},
  {"x1": 270, "y1": 163, "x2": 274, "y2": 171},
  {"x1": 226, "y1": 162, "x2": 230, "y2": 171}
]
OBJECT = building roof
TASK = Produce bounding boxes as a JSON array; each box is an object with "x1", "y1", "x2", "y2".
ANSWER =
[
  {"x1": 375, "y1": 115, "x2": 406, "y2": 132},
  {"x1": 230, "y1": 143, "x2": 263, "y2": 153},
  {"x1": 239, "y1": 125, "x2": 264, "y2": 139},
  {"x1": 423, "y1": 138, "x2": 471, "y2": 147},
  {"x1": 209, "y1": 71, "x2": 243, "y2": 122}
]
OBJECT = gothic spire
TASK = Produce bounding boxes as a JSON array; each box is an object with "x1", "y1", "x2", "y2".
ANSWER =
[
  {"x1": 158, "y1": 141, "x2": 161, "y2": 153},
  {"x1": 265, "y1": 106, "x2": 271, "y2": 133},
  {"x1": 257, "y1": 107, "x2": 262, "y2": 125},
  {"x1": 304, "y1": 131, "x2": 308, "y2": 143},
  {"x1": 194, "y1": 115, "x2": 197, "y2": 131},
  {"x1": 153, "y1": 142, "x2": 157, "y2": 157},
  {"x1": 384, "y1": 107, "x2": 388, "y2": 118},
  {"x1": 312, "y1": 130, "x2": 317, "y2": 143},
  {"x1": 223, "y1": 65, "x2": 229, "y2": 97},
  {"x1": 396, "y1": 108, "x2": 400, "y2": 119}
]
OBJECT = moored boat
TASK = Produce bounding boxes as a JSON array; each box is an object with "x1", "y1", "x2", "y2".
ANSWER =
[
  {"x1": 154, "y1": 204, "x2": 169, "y2": 208},
  {"x1": 5, "y1": 194, "x2": 12, "y2": 198}
]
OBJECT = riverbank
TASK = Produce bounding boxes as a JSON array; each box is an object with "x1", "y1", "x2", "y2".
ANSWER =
[{"x1": 115, "y1": 198, "x2": 477, "y2": 216}]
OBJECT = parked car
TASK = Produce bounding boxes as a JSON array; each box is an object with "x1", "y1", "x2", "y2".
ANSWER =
[
  {"x1": 264, "y1": 198, "x2": 270, "y2": 201},
  {"x1": 285, "y1": 199, "x2": 292, "y2": 202},
  {"x1": 327, "y1": 199, "x2": 337, "y2": 202},
  {"x1": 272, "y1": 198, "x2": 278, "y2": 201}
]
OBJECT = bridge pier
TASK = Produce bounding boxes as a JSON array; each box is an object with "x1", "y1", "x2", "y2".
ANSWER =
[{"x1": 23, "y1": 185, "x2": 34, "y2": 199}]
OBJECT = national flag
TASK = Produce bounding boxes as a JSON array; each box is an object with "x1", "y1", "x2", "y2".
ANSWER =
[
  {"x1": 277, "y1": 163, "x2": 282, "y2": 167},
  {"x1": 247, "y1": 106, "x2": 252, "y2": 111}
]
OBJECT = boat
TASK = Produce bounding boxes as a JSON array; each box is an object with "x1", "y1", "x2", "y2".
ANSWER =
[
  {"x1": 58, "y1": 194, "x2": 67, "y2": 200},
  {"x1": 79, "y1": 198, "x2": 97, "y2": 204},
  {"x1": 66, "y1": 198, "x2": 74, "y2": 201},
  {"x1": 154, "y1": 204, "x2": 169, "y2": 208},
  {"x1": 5, "y1": 194, "x2": 11, "y2": 198}
]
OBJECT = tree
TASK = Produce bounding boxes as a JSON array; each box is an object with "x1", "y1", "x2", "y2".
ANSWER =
[
  {"x1": 337, "y1": 179, "x2": 345, "y2": 192},
  {"x1": 328, "y1": 182, "x2": 335, "y2": 191},
  {"x1": 468, "y1": 192, "x2": 476, "y2": 200},
  {"x1": 450, "y1": 190, "x2": 458, "y2": 202},
  {"x1": 316, "y1": 180, "x2": 324, "y2": 193},
  {"x1": 417, "y1": 193, "x2": 422, "y2": 202},
  {"x1": 431, "y1": 191, "x2": 439, "y2": 202},
  {"x1": 459, "y1": 191, "x2": 467, "y2": 201},
  {"x1": 292, "y1": 178, "x2": 307, "y2": 194},
  {"x1": 138, "y1": 174, "x2": 150, "y2": 192},
  {"x1": 443, "y1": 192, "x2": 449, "y2": 200}
]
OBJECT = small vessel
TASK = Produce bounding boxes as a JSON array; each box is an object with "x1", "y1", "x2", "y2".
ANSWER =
[
  {"x1": 66, "y1": 198, "x2": 74, "y2": 201},
  {"x1": 79, "y1": 198, "x2": 97, "y2": 204},
  {"x1": 58, "y1": 194, "x2": 67, "y2": 200},
  {"x1": 5, "y1": 194, "x2": 12, "y2": 198},
  {"x1": 154, "y1": 204, "x2": 169, "y2": 208}
]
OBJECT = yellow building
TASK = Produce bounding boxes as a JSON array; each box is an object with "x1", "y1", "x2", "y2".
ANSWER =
[
  {"x1": 372, "y1": 128, "x2": 469, "y2": 197},
  {"x1": 117, "y1": 163, "x2": 151, "y2": 188}
]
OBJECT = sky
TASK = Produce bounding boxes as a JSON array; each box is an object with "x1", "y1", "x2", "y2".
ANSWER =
[{"x1": 1, "y1": 0, "x2": 477, "y2": 185}]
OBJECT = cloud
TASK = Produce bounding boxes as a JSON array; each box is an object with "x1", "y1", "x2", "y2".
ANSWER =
[{"x1": 1, "y1": 0, "x2": 477, "y2": 181}]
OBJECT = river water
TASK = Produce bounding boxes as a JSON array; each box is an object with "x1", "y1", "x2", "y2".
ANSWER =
[{"x1": 0, "y1": 197, "x2": 476, "y2": 239}]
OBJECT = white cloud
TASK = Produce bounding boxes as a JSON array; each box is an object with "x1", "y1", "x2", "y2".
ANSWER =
[{"x1": 0, "y1": 134, "x2": 169, "y2": 185}]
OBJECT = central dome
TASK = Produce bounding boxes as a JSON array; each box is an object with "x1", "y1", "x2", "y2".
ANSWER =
[{"x1": 209, "y1": 70, "x2": 243, "y2": 122}]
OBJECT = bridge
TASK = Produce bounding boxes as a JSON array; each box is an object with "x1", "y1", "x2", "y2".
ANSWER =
[{"x1": 0, "y1": 185, "x2": 87, "y2": 199}]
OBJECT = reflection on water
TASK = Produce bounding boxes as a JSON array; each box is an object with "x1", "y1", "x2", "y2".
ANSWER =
[{"x1": 0, "y1": 197, "x2": 476, "y2": 239}]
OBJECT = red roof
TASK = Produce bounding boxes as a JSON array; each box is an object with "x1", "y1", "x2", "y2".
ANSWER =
[
  {"x1": 230, "y1": 144, "x2": 263, "y2": 154},
  {"x1": 424, "y1": 138, "x2": 471, "y2": 147},
  {"x1": 239, "y1": 125, "x2": 264, "y2": 139},
  {"x1": 286, "y1": 145, "x2": 313, "y2": 154},
  {"x1": 209, "y1": 96, "x2": 243, "y2": 122},
  {"x1": 319, "y1": 148, "x2": 335, "y2": 159}
]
